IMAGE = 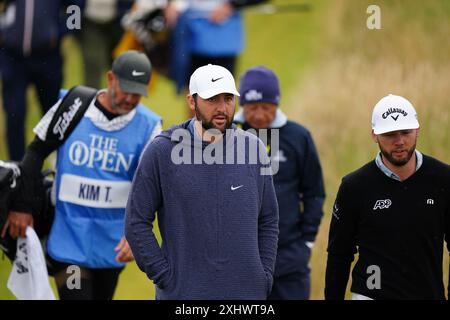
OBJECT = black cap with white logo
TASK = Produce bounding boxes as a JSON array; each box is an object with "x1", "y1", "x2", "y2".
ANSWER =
[{"x1": 112, "y1": 50, "x2": 152, "y2": 97}]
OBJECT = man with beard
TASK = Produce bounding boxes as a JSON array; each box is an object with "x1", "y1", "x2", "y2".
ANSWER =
[
  {"x1": 325, "y1": 94, "x2": 450, "y2": 300},
  {"x1": 125, "y1": 64, "x2": 279, "y2": 299},
  {"x1": 2, "y1": 50, "x2": 162, "y2": 299}
]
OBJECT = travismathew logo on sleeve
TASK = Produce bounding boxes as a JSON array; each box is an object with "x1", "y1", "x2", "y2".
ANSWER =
[
  {"x1": 53, "y1": 97, "x2": 83, "y2": 140},
  {"x1": 332, "y1": 203, "x2": 340, "y2": 220},
  {"x1": 382, "y1": 108, "x2": 408, "y2": 121}
]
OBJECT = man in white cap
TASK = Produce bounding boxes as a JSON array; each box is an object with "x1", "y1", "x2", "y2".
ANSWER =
[
  {"x1": 325, "y1": 94, "x2": 450, "y2": 300},
  {"x1": 125, "y1": 64, "x2": 279, "y2": 299}
]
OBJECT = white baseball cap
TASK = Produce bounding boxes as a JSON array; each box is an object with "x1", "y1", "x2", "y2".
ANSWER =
[
  {"x1": 371, "y1": 94, "x2": 420, "y2": 134},
  {"x1": 189, "y1": 64, "x2": 240, "y2": 99}
]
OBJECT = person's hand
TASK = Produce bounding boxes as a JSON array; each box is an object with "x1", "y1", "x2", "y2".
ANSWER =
[
  {"x1": 164, "y1": 3, "x2": 180, "y2": 28},
  {"x1": 209, "y1": 2, "x2": 234, "y2": 24},
  {"x1": 1, "y1": 211, "x2": 34, "y2": 239},
  {"x1": 115, "y1": 237, "x2": 134, "y2": 263}
]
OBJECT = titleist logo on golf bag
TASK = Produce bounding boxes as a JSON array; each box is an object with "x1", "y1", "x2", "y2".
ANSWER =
[{"x1": 53, "y1": 97, "x2": 83, "y2": 140}]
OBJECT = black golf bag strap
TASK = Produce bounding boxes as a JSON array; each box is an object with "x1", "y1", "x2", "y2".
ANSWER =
[{"x1": 45, "y1": 85, "x2": 97, "y2": 148}]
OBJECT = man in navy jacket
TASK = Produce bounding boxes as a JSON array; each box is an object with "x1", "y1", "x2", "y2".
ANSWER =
[
  {"x1": 234, "y1": 66, "x2": 325, "y2": 299},
  {"x1": 0, "y1": 0, "x2": 84, "y2": 160},
  {"x1": 125, "y1": 64, "x2": 279, "y2": 300}
]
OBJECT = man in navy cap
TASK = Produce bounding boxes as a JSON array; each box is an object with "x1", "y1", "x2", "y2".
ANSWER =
[{"x1": 234, "y1": 66, "x2": 325, "y2": 300}]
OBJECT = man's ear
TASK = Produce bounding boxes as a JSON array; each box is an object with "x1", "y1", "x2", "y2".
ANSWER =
[
  {"x1": 187, "y1": 94, "x2": 195, "y2": 112},
  {"x1": 416, "y1": 128, "x2": 420, "y2": 138},
  {"x1": 371, "y1": 130, "x2": 378, "y2": 143},
  {"x1": 106, "y1": 71, "x2": 115, "y2": 88}
]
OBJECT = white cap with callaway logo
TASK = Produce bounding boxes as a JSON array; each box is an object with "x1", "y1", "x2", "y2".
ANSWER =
[
  {"x1": 189, "y1": 64, "x2": 240, "y2": 99},
  {"x1": 371, "y1": 94, "x2": 420, "y2": 134}
]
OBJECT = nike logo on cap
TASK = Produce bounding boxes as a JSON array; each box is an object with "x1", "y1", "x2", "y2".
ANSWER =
[
  {"x1": 211, "y1": 77, "x2": 224, "y2": 82},
  {"x1": 132, "y1": 70, "x2": 146, "y2": 76}
]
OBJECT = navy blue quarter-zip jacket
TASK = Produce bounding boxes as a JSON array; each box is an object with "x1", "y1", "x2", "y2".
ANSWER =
[
  {"x1": 125, "y1": 120, "x2": 279, "y2": 300},
  {"x1": 234, "y1": 109, "x2": 325, "y2": 277}
]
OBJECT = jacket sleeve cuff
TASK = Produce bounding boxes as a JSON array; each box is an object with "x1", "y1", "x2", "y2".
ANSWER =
[{"x1": 151, "y1": 262, "x2": 172, "y2": 289}]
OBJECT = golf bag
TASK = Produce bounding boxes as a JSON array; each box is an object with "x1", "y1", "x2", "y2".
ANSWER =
[
  {"x1": 121, "y1": 6, "x2": 171, "y2": 77},
  {"x1": 0, "y1": 161, "x2": 54, "y2": 262}
]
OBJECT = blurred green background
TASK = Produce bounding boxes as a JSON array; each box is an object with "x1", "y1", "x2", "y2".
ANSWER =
[{"x1": 1, "y1": 0, "x2": 449, "y2": 299}]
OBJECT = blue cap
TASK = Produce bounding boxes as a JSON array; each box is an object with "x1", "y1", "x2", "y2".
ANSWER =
[{"x1": 239, "y1": 66, "x2": 280, "y2": 106}]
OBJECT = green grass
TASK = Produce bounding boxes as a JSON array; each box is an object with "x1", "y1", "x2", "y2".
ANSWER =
[{"x1": 1, "y1": 0, "x2": 449, "y2": 300}]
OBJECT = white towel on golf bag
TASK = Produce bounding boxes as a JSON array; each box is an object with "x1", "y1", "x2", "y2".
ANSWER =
[{"x1": 7, "y1": 227, "x2": 55, "y2": 300}]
